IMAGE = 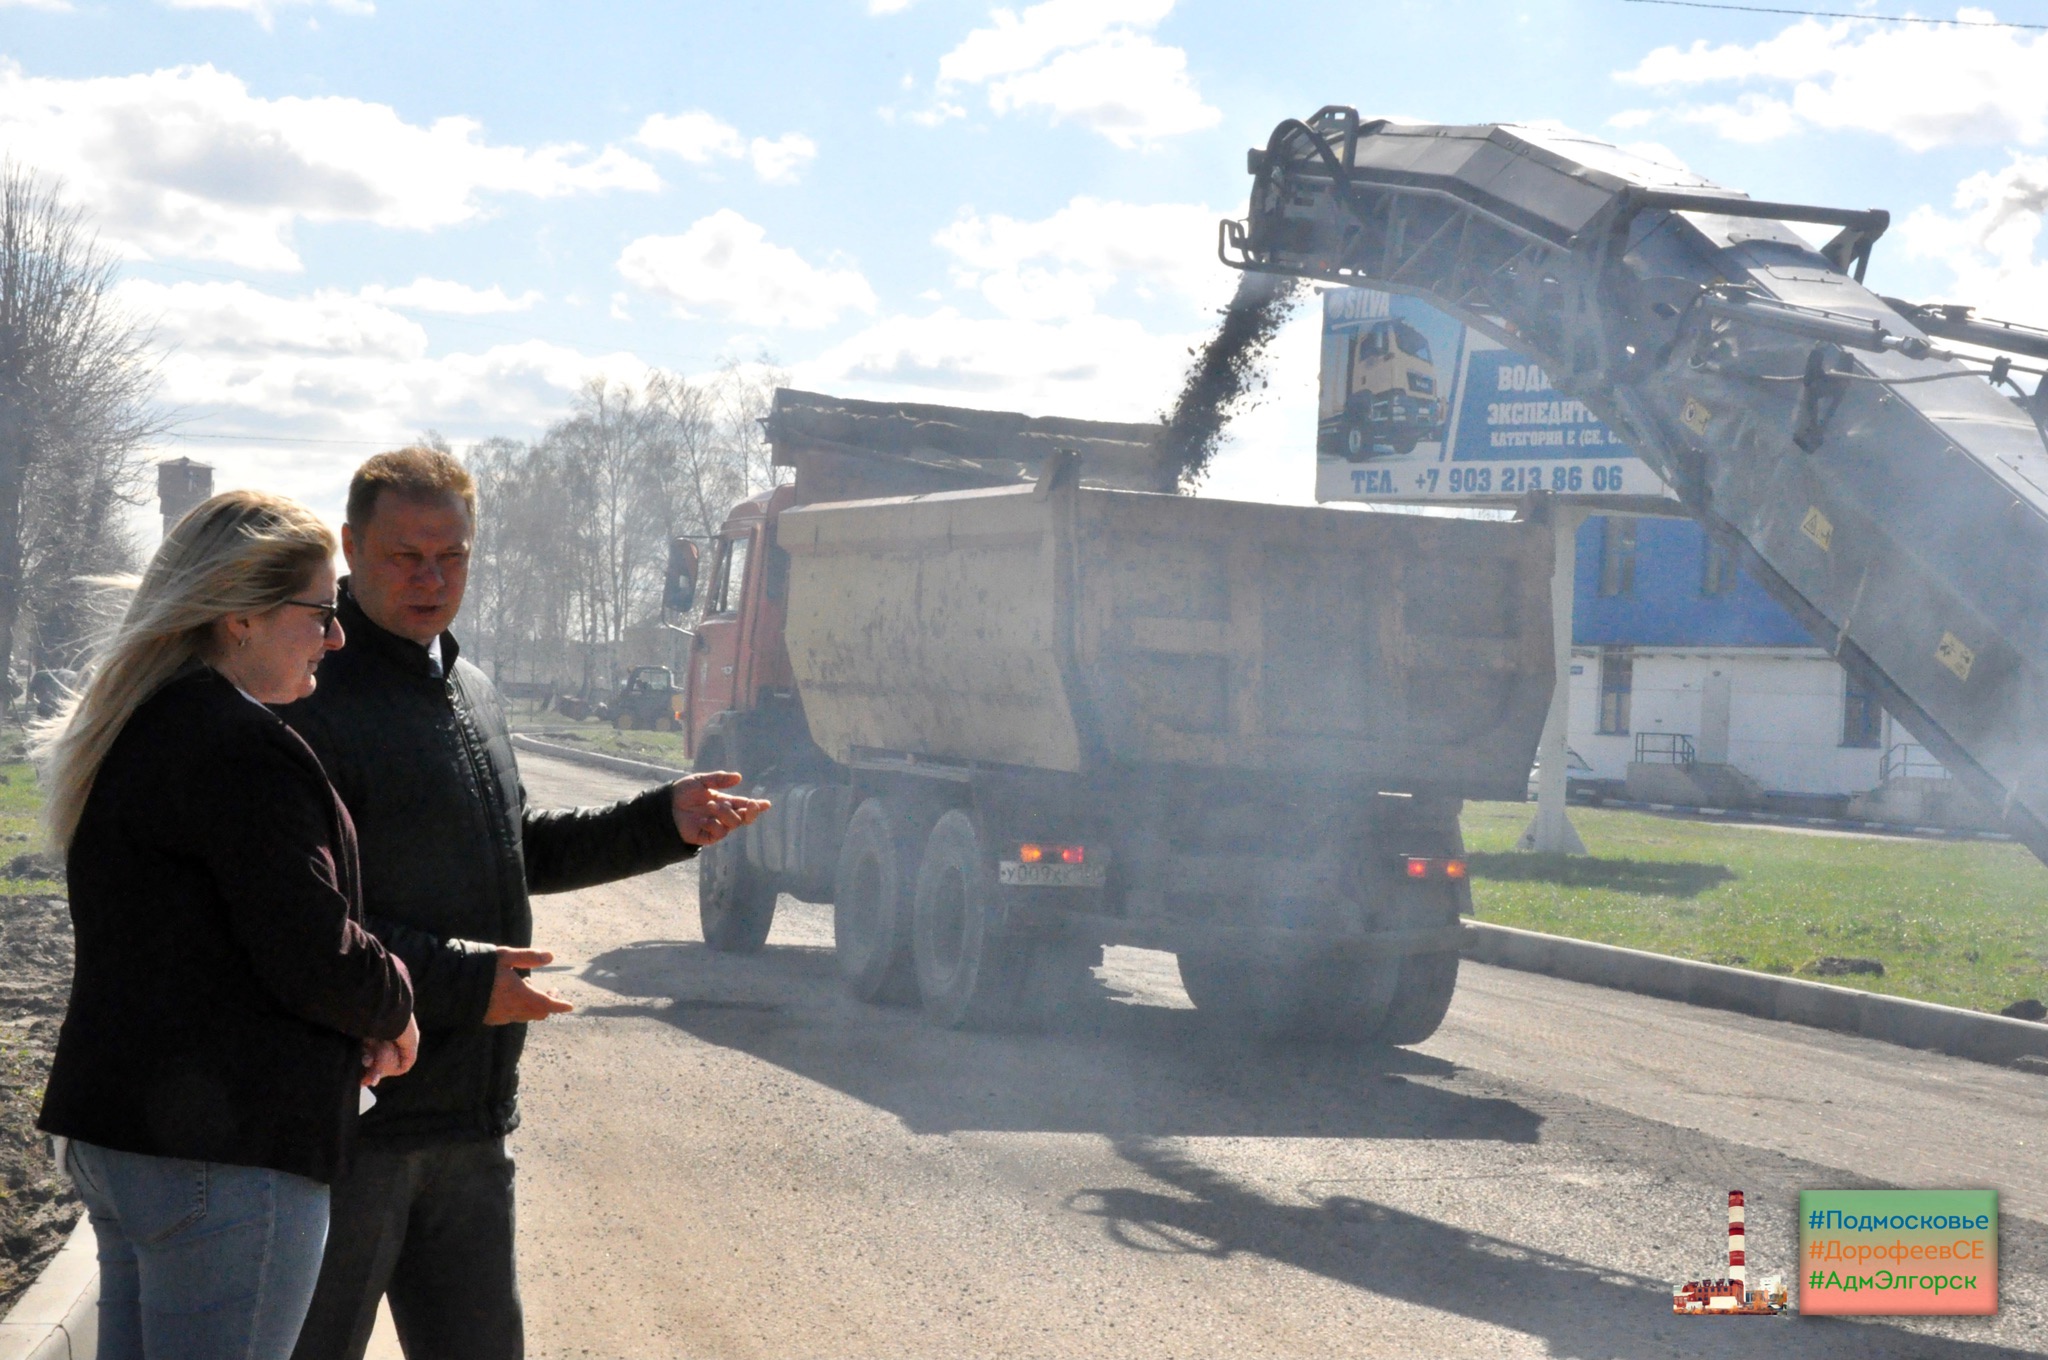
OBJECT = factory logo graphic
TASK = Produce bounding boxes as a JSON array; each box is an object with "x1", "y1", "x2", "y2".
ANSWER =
[{"x1": 1673, "y1": 1190, "x2": 1788, "y2": 1315}]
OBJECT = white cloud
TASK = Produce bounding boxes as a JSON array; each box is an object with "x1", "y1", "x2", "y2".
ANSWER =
[
  {"x1": 801, "y1": 307, "x2": 1192, "y2": 411},
  {"x1": 935, "y1": 196, "x2": 1231, "y2": 320},
  {"x1": 868, "y1": 0, "x2": 917, "y2": 12},
  {"x1": 747, "y1": 132, "x2": 818, "y2": 186},
  {"x1": 932, "y1": 0, "x2": 1219, "y2": 148},
  {"x1": 777, "y1": 194, "x2": 1310, "y2": 502},
  {"x1": 635, "y1": 110, "x2": 747, "y2": 163},
  {"x1": 634, "y1": 111, "x2": 818, "y2": 184},
  {"x1": 1614, "y1": 11, "x2": 2048, "y2": 150},
  {"x1": 357, "y1": 277, "x2": 541, "y2": 314},
  {"x1": 985, "y1": 32, "x2": 1217, "y2": 149},
  {"x1": 617, "y1": 209, "x2": 877, "y2": 329},
  {"x1": 0, "y1": 61, "x2": 658, "y2": 270},
  {"x1": 795, "y1": 299, "x2": 1322, "y2": 508},
  {"x1": 2, "y1": 0, "x2": 73, "y2": 11},
  {"x1": 123, "y1": 277, "x2": 652, "y2": 519},
  {"x1": 938, "y1": 0, "x2": 1172, "y2": 84},
  {"x1": 160, "y1": 0, "x2": 372, "y2": 28},
  {"x1": 1902, "y1": 154, "x2": 2048, "y2": 320}
]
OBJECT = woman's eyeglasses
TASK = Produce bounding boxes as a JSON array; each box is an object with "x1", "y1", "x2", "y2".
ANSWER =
[{"x1": 283, "y1": 599, "x2": 340, "y2": 633}]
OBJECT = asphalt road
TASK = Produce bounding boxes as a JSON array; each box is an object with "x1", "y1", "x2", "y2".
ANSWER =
[{"x1": 505, "y1": 753, "x2": 2048, "y2": 1359}]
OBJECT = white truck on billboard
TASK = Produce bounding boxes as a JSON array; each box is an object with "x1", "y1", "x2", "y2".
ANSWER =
[{"x1": 1315, "y1": 286, "x2": 1674, "y2": 506}]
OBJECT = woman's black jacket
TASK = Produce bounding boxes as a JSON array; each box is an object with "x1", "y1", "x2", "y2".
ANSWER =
[{"x1": 38, "y1": 666, "x2": 414, "y2": 1184}]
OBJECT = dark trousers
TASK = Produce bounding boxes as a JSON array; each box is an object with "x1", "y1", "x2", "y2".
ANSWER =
[{"x1": 289, "y1": 1138, "x2": 522, "y2": 1360}]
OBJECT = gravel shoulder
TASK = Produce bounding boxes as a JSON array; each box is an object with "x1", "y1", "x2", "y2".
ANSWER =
[{"x1": 0, "y1": 892, "x2": 77, "y2": 1314}]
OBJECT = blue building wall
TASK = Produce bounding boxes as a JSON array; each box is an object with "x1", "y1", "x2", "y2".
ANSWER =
[{"x1": 1574, "y1": 515, "x2": 1814, "y2": 648}]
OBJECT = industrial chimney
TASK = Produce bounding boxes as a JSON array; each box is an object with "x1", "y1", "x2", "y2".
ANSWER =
[{"x1": 157, "y1": 458, "x2": 214, "y2": 538}]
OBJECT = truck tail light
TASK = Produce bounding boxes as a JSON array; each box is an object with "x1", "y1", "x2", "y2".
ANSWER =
[
  {"x1": 1402, "y1": 856, "x2": 1468, "y2": 880},
  {"x1": 1059, "y1": 845, "x2": 1085, "y2": 864},
  {"x1": 1019, "y1": 843, "x2": 1084, "y2": 865},
  {"x1": 1445, "y1": 858, "x2": 1468, "y2": 879},
  {"x1": 1405, "y1": 857, "x2": 1430, "y2": 879},
  {"x1": 1019, "y1": 844, "x2": 1045, "y2": 863}
]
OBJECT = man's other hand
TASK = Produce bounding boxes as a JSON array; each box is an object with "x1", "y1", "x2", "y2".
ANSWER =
[
  {"x1": 671, "y1": 771, "x2": 770, "y2": 847},
  {"x1": 362, "y1": 1014, "x2": 420, "y2": 1086},
  {"x1": 483, "y1": 947, "x2": 575, "y2": 1025}
]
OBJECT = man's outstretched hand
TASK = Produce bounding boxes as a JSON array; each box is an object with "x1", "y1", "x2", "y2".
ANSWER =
[
  {"x1": 671, "y1": 771, "x2": 770, "y2": 847},
  {"x1": 483, "y1": 947, "x2": 575, "y2": 1025}
]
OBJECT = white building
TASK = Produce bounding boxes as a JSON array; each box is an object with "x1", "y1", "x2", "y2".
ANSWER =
[{"x1": 1563, "y1": 515, "x2": 1934, "y2": 808}]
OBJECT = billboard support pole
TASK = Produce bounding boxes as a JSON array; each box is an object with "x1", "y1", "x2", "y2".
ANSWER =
[{"x1": 1519, "y1": 506, "x2": 1588, "y2": 855}]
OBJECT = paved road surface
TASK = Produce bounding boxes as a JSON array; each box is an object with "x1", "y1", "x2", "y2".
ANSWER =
[{"x1": 501, "y1": 753, "x2": 2048, "y2": 1358}]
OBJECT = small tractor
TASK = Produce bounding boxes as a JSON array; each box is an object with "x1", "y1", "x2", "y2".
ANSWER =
[{"x1": 604, "y1": 666, "x2": 683, "y2": 731}]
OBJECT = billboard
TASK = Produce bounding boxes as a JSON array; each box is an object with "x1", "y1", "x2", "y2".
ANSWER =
[{"x1": 1315, "y1": 287, "x2": 1674, "y2": 505}]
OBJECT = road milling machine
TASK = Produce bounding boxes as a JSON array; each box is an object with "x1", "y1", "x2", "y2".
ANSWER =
[{"x1": 1224, "y1": 109, "x2": 2048, "y2": 866}]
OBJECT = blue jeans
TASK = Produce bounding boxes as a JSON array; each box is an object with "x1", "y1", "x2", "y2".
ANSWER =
[{"x1": 63, "y1": 1139, "x2": 330, "y2": 1360}]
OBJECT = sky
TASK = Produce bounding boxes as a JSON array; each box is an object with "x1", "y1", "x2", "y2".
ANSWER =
[{"x1": 3, "y1": 0, "x2": 2047, "y2": 530}]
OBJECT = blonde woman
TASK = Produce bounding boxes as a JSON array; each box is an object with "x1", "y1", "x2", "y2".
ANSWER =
[{"x1": 35, "y1": 491, "x2": 417, "y2": 1360}]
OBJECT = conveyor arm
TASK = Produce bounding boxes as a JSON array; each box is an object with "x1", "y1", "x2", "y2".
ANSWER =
[{"x1": 1225, "y1": 108, "x2": 2048, "y2": 862}]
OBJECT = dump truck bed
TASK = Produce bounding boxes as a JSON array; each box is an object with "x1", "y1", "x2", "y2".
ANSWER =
[{"x1": 777, "y1": 482, "x2": 1554, "y2": 799}]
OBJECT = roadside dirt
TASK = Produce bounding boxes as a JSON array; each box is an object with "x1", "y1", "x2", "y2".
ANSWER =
[{"x1": 0, "y1": 892, "x2": 76, "y2": 1313}]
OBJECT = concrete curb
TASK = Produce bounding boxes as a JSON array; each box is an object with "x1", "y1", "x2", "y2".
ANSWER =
[
  {"x1": 509, "y1": 734, "x2": 685, "y2": 783},
  {"x1": 0, "y1": 1218, "x2": 95, "y2": 1360},
  {"x1": 1571, "y1": 794, "x2": 2013, "y2": 843},
  {"x1": 1464, "y1": 920, "x2": 2048, "y2": 1069}
]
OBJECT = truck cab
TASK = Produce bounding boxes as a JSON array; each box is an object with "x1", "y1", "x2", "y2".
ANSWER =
[{"x1": 682, "y1": 483, "x2": 800, "y2": 767}]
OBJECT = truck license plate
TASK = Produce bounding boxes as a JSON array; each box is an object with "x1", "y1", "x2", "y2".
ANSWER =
[{"x1": 998, "y1": 860, "x2": 1106, "y2": 889}]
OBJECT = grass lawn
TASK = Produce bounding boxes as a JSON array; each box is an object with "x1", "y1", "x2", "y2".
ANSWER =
[
  {"x1": 510, "y1": 711, "x2": 691, "y2": 768},
  {"x1": 0, "y1": 755, "x2": 59, "y2": 894},
  {"x1": 1461, "y1": 800, "x2": 2048, "y2": 1017}
]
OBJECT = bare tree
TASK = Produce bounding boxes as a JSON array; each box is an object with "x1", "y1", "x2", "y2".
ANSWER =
[
  {"x1": 709, "y1": 355, "x2": 790, "y2": 498},
  {"x1": 641, "y1": 370, "x2": 738, "y2": 547},
  {"x1": 456, "y1": 363, "x2": 787, "y2": 694},
  {"x1": 0, "y1": 166, "x2": 157, "y2": 681}
]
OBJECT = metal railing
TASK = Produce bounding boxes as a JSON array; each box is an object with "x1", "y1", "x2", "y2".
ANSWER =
[
  {"x1": 1881, "y1": 743, "x2": 1949, "y2": 783},
  {"x1": 1634, "y1": 733, "x2": 1696, "y2": 766}
]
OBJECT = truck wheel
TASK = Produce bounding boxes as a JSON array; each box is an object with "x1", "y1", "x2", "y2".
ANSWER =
[
  {"x1": 1013, "y1": 940, "x2": 1105, "y2": 1028},
  {"x1": 911, "y1": 810, "x2": 1027, "y2": 1029},
  {"x1": 1176, "y1": 952, "x2": 1399, "y2": 1041},
  {"x1": 832, "y1": 798, "x2": 921, "y2": 1004},
  {"x1": 1292, "y1": 956, "x2": 1404, "y2": 1043},
  {"x1": 1175, "y1": 953, "x2": 1306, "y2": 1033},
  {"x1": 698, "y1": 833, "x2": 777, "y2": 953},
  {"x1": 615, "y1": 712, "x2": 636, "y2": 731},
  {"x1": 654, "y1": 714, "x2": 676, "y2": 732},
  {"x1": 1370, "y1": 951, "x2": 1460, "y2": 1045}
]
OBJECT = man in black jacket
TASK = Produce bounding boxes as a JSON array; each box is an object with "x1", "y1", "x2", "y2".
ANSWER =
[{"x1": 283, "y1": 448, "x2": 766, "y2": 1360}]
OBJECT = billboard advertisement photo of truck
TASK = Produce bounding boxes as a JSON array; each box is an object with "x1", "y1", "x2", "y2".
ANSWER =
[{"x1": 1315, "y1": 287, "x2": 1674, "y2": 507}]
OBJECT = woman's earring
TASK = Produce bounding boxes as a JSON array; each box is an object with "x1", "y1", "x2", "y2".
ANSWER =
[{"x1": 238, "y1": 636, "x2": 247, "y2": 649}]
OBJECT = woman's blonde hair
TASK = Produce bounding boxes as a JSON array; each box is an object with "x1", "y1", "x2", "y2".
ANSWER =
[{"x1": 33, "y1": 490, "x2": 336, "y2": 849}]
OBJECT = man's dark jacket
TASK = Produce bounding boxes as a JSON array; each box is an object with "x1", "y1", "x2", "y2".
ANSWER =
[
  {"x1": 40, "y1": 667, "x2": 414, "y2": 1182},
  {"x1": 279, "y1": 583, "x2": 695, "y2": 1145}
]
